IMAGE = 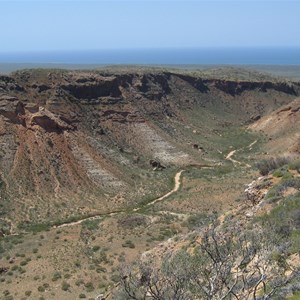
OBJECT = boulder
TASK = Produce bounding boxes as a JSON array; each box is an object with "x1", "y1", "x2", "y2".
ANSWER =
[{"x1": 149, "y1": 159, "x2": 166, "y2": 170}]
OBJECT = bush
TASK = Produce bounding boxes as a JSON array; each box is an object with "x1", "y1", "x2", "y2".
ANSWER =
[
  {"x1": 185, "y1": 213, "x2": 216, "y2": 229},
  {"x1": 92, "y1": 245, "x2": 100, "y2": 252},
  {"x1": 52, "y1": 271, "x2": 62, "y2": 281},
  {"x1": 122, "y1": 240, "x2": 135, "y2": 248},
  {"x1": 37, "y1": 286, "x2": 45, "y2": 292},
  {"x1": 289, "y1": 160, "x2": 300, "y2": 173},
  {"x1": 256, "y1": 156, "x2": 292, "y2": 176},
  {"x1": 61, "y1": 281, "x2": 70, "y2": 291},
  {"x1": 74, "y1": 260, "x2": 81, "y2": 268},
  {"x1": 84, "y1": 282, "x2": 94, "y2": 292}
]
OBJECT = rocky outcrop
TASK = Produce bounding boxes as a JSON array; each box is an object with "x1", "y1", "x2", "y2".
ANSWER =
[
  {"x1": 204, "y1": 79, "x2": 297, "y2": 96},
  {"x1": 136, "y1": 73, "x2": 171, "y2": 100},
  {"x1": 61, "y1": 75, "x2": 122, "y2": 100},
  {"x1": 0, "y1": 95, "x2": 25, "y2": 124},
  {"x1": 28, "y1": 108, "x2": 74, "y2": 132},
  {"x1": 149, "y1": 159, "x2": 166, "y2": 170},
  {"x1": 0, "y1": 75, "x2": 24, "y2": 92},
  {"x1": 174, "y1": 74, "x2": 209, "y2": 93},
  {"x1": 100, "y1": 110, "x2": 144, "y2": 123}
]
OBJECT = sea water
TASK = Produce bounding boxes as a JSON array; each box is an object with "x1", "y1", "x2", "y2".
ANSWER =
[{"x1": 0, "y1": 48, "x2": 299, "y2": 65}]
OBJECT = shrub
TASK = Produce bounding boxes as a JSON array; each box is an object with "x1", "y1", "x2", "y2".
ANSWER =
[
  {"x1": 185, "y1": 213, "x2": 216, "y2": 229},
  {"x1": 82, "y1": 219, "x2": 100, "y2": 231},
  {"x1": 75, "y1": 279, "x2": 84, "y2": 286},
  {"x1": 92, "y1": 245, "x2": 100, "y2": 252},
  {"x1": 74, "y1": 260, "x2": 81, "y2": 268},
  {"x1": 37, "y1": 286, "x2": 45, "y2": 292},
  {"x1": 52, "y1": 271, "x2": 62, "y2": 281},
  {"x1": 84, "y1": 282, "x2": 94, "y2": 292},
  {"x1": 61, "y1": 281, "x2": 70, "y2": 291},
  {"x1": 289, "y1": 160, "x2": 300, "y2": 173},
  {"x1": 256, "y1": 156, "x2": 292, "y2": 176},
  {"x1": 121, "y1": 240, "x2": 135, "y2": 248}
]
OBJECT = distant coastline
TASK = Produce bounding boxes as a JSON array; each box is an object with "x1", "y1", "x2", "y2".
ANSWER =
[
  {"x1": 0, "y1": 47, "x2": 300, "y2": 66},
  {"x1": 1, "y1": 48, "x2": 300, "y2": 79}
]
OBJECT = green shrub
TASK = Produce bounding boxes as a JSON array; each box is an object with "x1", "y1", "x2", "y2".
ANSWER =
[
  {"x1": 37, "y1": 286, "x2": 45, "y2": 292},
  {"x1": 74, "y1": 260, "x2": 81, "y2": 268},
  {"x1": 25, "y1": 291, "x2": 32, "y2": 297},
  {"x1": 11, "y1": 265, "x2": 18, "y2": 271},
  {"x1": 82, "y1": 219, "x2": 100, "y2": 231},
  {"x1": 185, "y1": 213, "x2": 216, "y2": 229},
  {"x1": 79, "y1": 293, "x2": 87, "y2": 298},
  {"x1": 289, "y1": 160, "x2": 300, "y2": 173},
  {"x1": 291, "y1": 230, "x2": 300, "y2": 254},
  {"x1": 61, "y1": 281, "x2": 70, "y2": 291},
  {"x1": 111, "y1": 274, "x2": 120, "y2": 283},
  {"x1": 17, "y1": 222, "x2": 51, "y2": 233},
  {"x1": 84, "y1": 282, "x2": 94, "y2": 292},
  {"x1": 92, "y1": 245, "x2": 100, "y2": 252},
  {"x1": 121, "y1": 240, "x2": 135, "y2": 248},
  {"x1": 75, "y1": 279, "x2": 84, "y2": 286},
  {"x1": 52, "y1": 271, "x2": 62, "y2": 281},
  {"x1": 259, "y1": 194, "x2": 300, "y2": 254},
  {"x1": 256, "y1": 156, "x2": 291, "y2": 176}
]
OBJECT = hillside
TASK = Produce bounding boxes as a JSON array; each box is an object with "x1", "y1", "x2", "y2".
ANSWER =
[{"x1": 0, "y1": 67, "x2": 300, "y2": 300}]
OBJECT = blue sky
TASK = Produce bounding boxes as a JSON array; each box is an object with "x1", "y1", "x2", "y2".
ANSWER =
[{"x1": 0, "y1": 0, "x2": 299, "y2": 53}]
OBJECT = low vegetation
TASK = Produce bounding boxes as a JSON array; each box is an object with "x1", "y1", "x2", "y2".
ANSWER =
[
  {"x1": 114, "y1": 160, "x2": 300, "y2": 299},
  {"x1": 256, "y1": 156, "x2": 293, "y2": 176}
]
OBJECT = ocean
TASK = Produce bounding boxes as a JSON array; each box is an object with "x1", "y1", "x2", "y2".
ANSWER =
[
  {"x1": 0, "y1": 48, "x2": 300, "y2": 65},
  {"x1": 1, "y1": 48, "x2": 300, "y2": 76}
]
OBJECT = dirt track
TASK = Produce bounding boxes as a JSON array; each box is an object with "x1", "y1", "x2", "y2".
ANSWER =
[{"x1": 56, "y1": 170, "x2": 185, "y2": 228}]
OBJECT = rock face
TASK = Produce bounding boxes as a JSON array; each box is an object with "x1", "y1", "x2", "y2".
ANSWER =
[
  {"x1": 0, "y1": 95, "x2": 25, "y2": 124},
  {"x1": 249, "y1": 97, "x2": 300, "y2": 155},
  {"x1": 29, "y1": 108, "x2": 74, "y2": 132},
  {"x1": 0, "y1": 68, "x2": 298, "y2": 226}
]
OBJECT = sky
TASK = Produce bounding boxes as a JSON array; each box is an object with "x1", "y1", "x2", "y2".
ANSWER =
[{"x1": 0, "y1": 0, "x2": 299, "y2": 53}]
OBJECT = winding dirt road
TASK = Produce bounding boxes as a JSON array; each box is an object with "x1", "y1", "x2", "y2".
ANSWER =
[
  {"x1": 21, "y1": 142, "x2": 257, "y2": 230},
  {"x1": 148, "y1": 170, "x2": 184, "y2": 206},
  {"x1": 225, "y1": 140, "x2": 257, "y2": 167},
  {"x1": 55, "y1": 170, "x2": 185, "y2": 228},
  {"x1": 133, "y1": 170, "x2": 184, "y2": 212}
]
